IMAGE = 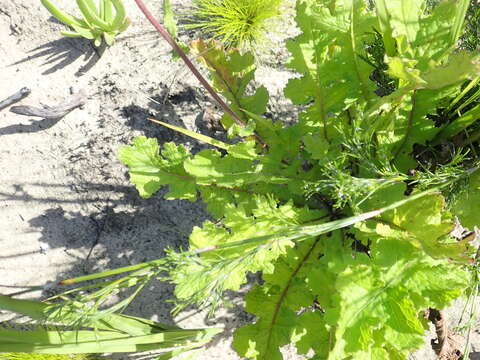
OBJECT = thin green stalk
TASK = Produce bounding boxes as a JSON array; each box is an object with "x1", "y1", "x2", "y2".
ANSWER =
[
  {"x1": 148, "y1": 117, "x2": 230, "y2": 150},
  {"x1": 434, "y1": 103, "x2": 480, "y2": 143},
  {"x1": 59, "y1": 259, "x2": 165, "y2": 285},
  {"x1": 445, "y1": 76, "x2": 480, "y2": 113},
  {"x1": 393, "y1": 90, "x2": 417, "y2": 161},
  {"x1": 456, "y1": 127, "x2": 480, "y2": 148}
]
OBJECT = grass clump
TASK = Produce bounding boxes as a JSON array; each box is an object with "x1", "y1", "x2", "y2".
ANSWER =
[{"x1": 188, "y1": 0, "x2": 283, "y2": 51}]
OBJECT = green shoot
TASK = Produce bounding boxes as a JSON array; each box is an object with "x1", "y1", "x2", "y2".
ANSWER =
[
  {"x1": 40, "y1": 0, "x2": 130, "y2": 46},
  {"x1": 0, "y1": 295, "x2": 220, "y2": 355}
]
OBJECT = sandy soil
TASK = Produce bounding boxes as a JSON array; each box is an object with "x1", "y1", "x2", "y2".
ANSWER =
[{"x1": 0, "y1": 1, "x2": 479, "y2": 359}]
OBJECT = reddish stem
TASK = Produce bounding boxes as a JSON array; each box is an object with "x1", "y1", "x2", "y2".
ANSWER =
[{"x1": 133, "y1": 0, "x2": 246, "y2": 127}]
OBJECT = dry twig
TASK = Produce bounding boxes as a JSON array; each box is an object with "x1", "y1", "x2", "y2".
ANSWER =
[{"x1": 10, "y1": 90, "x2": 86, "y2": 119}]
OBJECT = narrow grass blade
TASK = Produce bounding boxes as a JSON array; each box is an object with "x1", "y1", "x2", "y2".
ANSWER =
[
  {"x1": 96, "y1": 313, "x2": 179, "y2": 333},
  {"x1": 59, "y1": 259, "x2": 164, "y2": 285},
  {"x1": 0, "y1": 295, "x2": 49, "y2": 320},
  {"x1": 148, "y1": 118, "x2": 230, "y2": 150},
  {"x1": 0, "y1": 295, "x2": 219, "y2": 354},
  {"x1": 456, "y1": 87, "x2": 480, "y2": 114},
  {"x1": 162, "y1": 0, "x2": 178, "y2": 39},
  {"x1": 446, "y1": 76, "x2": 480, "y2": 113},
  {"x1": 0, "y1": 294, "x2": 183, "y2": 335},
  {"x1": 434, "y1": 103, "x2": 480, "y2": 143}
]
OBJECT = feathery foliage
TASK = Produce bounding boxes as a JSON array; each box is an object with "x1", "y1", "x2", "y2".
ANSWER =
[{"x1": 188, "y1": 0, "x2": 283, "y2": 51}]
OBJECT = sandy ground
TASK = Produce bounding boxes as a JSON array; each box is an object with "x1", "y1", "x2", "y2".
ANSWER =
[{"x1": 0, "y1": 1, "x2": 479, "y2": 359}]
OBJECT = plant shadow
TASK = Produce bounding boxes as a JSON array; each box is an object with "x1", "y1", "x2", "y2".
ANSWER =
[
  {"x1": 10, "y1": 32, "x2": 103, "y2": 77},
  {"x1": 0, "y1": 116, "x2": 63, "y2": 136},
  {"x1": 0, "y1": 181, "x2": 208, "y2": 324},
  {"x1": 0, "y1": 177, "x2": 258, "y2": 346}
]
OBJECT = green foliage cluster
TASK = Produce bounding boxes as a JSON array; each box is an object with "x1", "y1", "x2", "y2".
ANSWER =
[
  {"x1": 118, "y1": 0, "x2": 480, "y2": 358},
  {"x1": 187, "y1": 0, "x2": 283, "y2": 50},
  {"x1": 5, "y1": 0, "x2": 479, "y2": 359},
  {"x1": 40, "y1": 0, "x2": 130, "y2": 46}
]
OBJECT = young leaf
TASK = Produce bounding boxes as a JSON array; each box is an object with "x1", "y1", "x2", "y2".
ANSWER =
[
  {"x1": 170, "y1": 196, "x2": 326, "y2": 311},
  {"x1": 110, "y1": 0, "x2": 128, "y2": 32},
  {"x1": 233, "y1": 240, "x2": 322, "y2": 360},
  {"x1": 284, "y1": 0, "x2": 376, "y2": 121},
  {"x1": 118, "y1": 136, "x2": 197, "y2": 200},
  {"x1": 76, "y1": 0, "x2": 111, "y2": 30},
  {"x1": 318, "y1": 237, "x2": 469, "y2": 359},
  {"x1": 191, "y1": 39, "x2": 269, "y2": 136},
  {"x1": 357, "y1": 189, "x2": 472, "y2": 261},
  {"x1": 41, "y1": 0, "x2": 87, "y2": 28}
]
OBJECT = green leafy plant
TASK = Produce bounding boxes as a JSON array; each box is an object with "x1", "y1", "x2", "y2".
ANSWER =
[
  {"x1": 40, "y1": 0, "x2": 130, "y2": 46},
  {"x1": 5, "y1": 0, "x2": 480, "y2": 359},
  {"x1": 187, "y1": 0, "x2": 284, "y2": 51},
  {"x1": 118, "y1": 0, "x2": 480, "y2": 358}
]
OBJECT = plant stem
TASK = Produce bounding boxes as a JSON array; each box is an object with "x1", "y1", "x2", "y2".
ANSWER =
[{"x1": 133, "y1": 0, "x2": 266, "y2": 146}]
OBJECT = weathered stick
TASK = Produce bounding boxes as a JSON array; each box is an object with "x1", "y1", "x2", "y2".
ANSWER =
[
  {"x1": 428, "y1": 308, "x2": 463, "y2": 360},
  {"x1": 0, "y1": 87, "x2": 31, "y2": 111},
  {"x1": 10, "y1": 90, "x2": 86, "y2": 119}
]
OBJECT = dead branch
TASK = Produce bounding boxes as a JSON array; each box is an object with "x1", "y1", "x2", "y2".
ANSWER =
[{"x1": 10, "y1": 90, "x2": 86, "y2": 119}]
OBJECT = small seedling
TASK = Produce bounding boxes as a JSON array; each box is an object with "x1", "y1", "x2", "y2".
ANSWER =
[{"x1": 41, "y1": 0, "x2": 130, "y2": 46}]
